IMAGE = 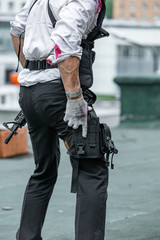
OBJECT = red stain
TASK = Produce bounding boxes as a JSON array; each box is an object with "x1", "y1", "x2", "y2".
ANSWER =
[
  {"x1": 55, "y1": 44, "x2": 61, "y2": 59},
  {"x1": 46, "y1": 58, "x2": 53, "y2": 65},
  {"x1": 94, "y1": 0, "x2": 102, "y2": 14}
]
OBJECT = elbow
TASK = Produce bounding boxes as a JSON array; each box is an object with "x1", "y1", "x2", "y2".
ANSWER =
[{"x1": 58, "y1": 56, "x2": 80, "y2": 74}]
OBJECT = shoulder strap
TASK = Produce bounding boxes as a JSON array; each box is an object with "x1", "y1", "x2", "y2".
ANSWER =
[
  {"x1": 28, "y1": 0, "x2": 56, "y2": 27},
  {"x1": 87, "y1": 0, "x2": 109, "y2": 42},
  {"x1": 48, "y1": 0, "x2": 56, "y2": 27},
  {"x1": 28, "y1": 0, "x2": 38, "y2": 14}
]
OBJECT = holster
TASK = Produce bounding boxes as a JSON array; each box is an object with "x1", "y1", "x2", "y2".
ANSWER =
[{"x1": 68, "y1": 109, "x2": 118, "y2": 162}]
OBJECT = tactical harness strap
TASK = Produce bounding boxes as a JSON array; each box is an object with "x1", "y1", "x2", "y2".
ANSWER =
[{"x1": 24, "y1": 59, "x2": 58, "y2": 70}]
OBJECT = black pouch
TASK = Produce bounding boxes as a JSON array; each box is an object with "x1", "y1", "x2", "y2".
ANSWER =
[
  {"x1": 79, "y1": 41, "x2": 96, "y2": 89},
  {"x1": 68, "y1": 109, "x2": 118, "y2": 165},
  {"x1": 68, "y1": 109, "x2": 102, "y2": 159}
]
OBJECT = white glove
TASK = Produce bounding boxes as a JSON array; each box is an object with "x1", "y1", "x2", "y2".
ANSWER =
[{"x1": 64, "y1": 96, "x2": 88, "y2": 138}]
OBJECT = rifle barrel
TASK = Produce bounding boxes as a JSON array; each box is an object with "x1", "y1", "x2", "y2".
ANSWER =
[{"x1": 4, "y1": 125, "x2": 19, "y2": 144}]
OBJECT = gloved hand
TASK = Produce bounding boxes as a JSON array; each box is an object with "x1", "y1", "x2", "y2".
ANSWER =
[{"x1": 64, "y1": 96, "x2": 88, "y2": 138}]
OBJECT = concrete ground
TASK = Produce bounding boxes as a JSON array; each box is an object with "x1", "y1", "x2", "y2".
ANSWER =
[{"x1": 0, "y1": 101, "x2": 160, "y2": 240}]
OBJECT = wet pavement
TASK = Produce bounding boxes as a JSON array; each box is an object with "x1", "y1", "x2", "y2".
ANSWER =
[{"x1": 0, "y1": 100, "x2": 160, "y2": 240}]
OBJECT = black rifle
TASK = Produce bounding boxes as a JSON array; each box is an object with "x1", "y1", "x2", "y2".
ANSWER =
[{"x1": 3, "y1": 110, "x2": 26, "y2": 144}]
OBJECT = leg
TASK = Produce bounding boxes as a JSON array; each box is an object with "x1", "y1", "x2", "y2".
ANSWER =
[
  {"x1": 59, "y1": 107, "x2": 109, "y2": 240},
  {"x1": 17, "y1": 85, "x2": 61, "y2": 240},
  {"x1": 75, "y1": 157, "x2": 108, "y2": 240},
  {"x1": 16, "y1": 125, "x2": 60, "y2": 240}
]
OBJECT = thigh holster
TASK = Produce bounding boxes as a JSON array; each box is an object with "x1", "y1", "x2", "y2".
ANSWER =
[{"x1": 68, "y1": 109, "x2": 118, "y2": 168}]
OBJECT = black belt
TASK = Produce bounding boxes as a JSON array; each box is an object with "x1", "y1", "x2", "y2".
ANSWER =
[{"x1": 24, "y1": 60, "x2": 58, "y2": 71}]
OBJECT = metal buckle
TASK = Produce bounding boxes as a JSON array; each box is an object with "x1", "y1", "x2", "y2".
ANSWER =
[{"x1": 77, "y1": 143, "x2": 85, "y2": 155}]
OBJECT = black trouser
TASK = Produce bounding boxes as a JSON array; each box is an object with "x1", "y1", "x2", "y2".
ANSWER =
[{"x1": 16, "y1": 80, "x2": 109, "y2": 240}]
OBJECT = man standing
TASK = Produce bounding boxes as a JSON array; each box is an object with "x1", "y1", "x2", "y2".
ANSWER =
[{"x1": 10, "y1": 0, "x2": 109, "y2": 239}]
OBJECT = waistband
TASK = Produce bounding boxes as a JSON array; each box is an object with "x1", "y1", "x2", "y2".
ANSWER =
[{"x1": 24, "y1": 60, "x2": 58, "y2": 71}]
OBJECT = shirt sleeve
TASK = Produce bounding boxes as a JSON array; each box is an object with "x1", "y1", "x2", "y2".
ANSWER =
[
  {"x1": 47, "y1": 0, "x2": 101, "y2": 65},
  {"x1": 10, "y1": 0, "x2": 35, "y2": 37}
]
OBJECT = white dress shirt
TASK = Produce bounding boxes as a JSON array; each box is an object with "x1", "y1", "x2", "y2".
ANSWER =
[{"x1": 10, "y1": 0, "x2": 101, "y2": 86}]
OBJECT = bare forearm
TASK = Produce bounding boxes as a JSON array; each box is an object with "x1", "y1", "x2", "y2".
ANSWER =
[
  {"x1": 57, "y1": 56, "x2": 81, "y2": 93},
  {"x1": 11, "y1": 33, "x2": 25, "y2": 67}
]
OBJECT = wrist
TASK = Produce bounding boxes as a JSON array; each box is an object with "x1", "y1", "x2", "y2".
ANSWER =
[
  {"x1": 66, "y1": 88, "x2": 82, "y2": 99},
  {"x1": 68, "y1": 94, "x2": 83, "y2": 100}
]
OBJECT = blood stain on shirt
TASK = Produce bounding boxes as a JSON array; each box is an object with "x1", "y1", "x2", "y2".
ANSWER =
[{"x1": 55, "y1": 44, "x2": 62, "y2": 59}]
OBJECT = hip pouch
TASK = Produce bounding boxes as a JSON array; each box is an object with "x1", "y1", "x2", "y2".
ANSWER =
[{"x1": 68, "y1": 109, "x2": 118, "y2": 169}]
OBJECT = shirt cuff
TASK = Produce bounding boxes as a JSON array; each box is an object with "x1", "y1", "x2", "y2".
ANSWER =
[
  {"x1": 10, "y1": 21, "x2": 25, "y2": 37},
  {"x1": 47, "y1": 38, "x2": 82, "y2": 65},
  {"x1": 47, "y1": 51, "x2": 81, "y2": 65}
]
